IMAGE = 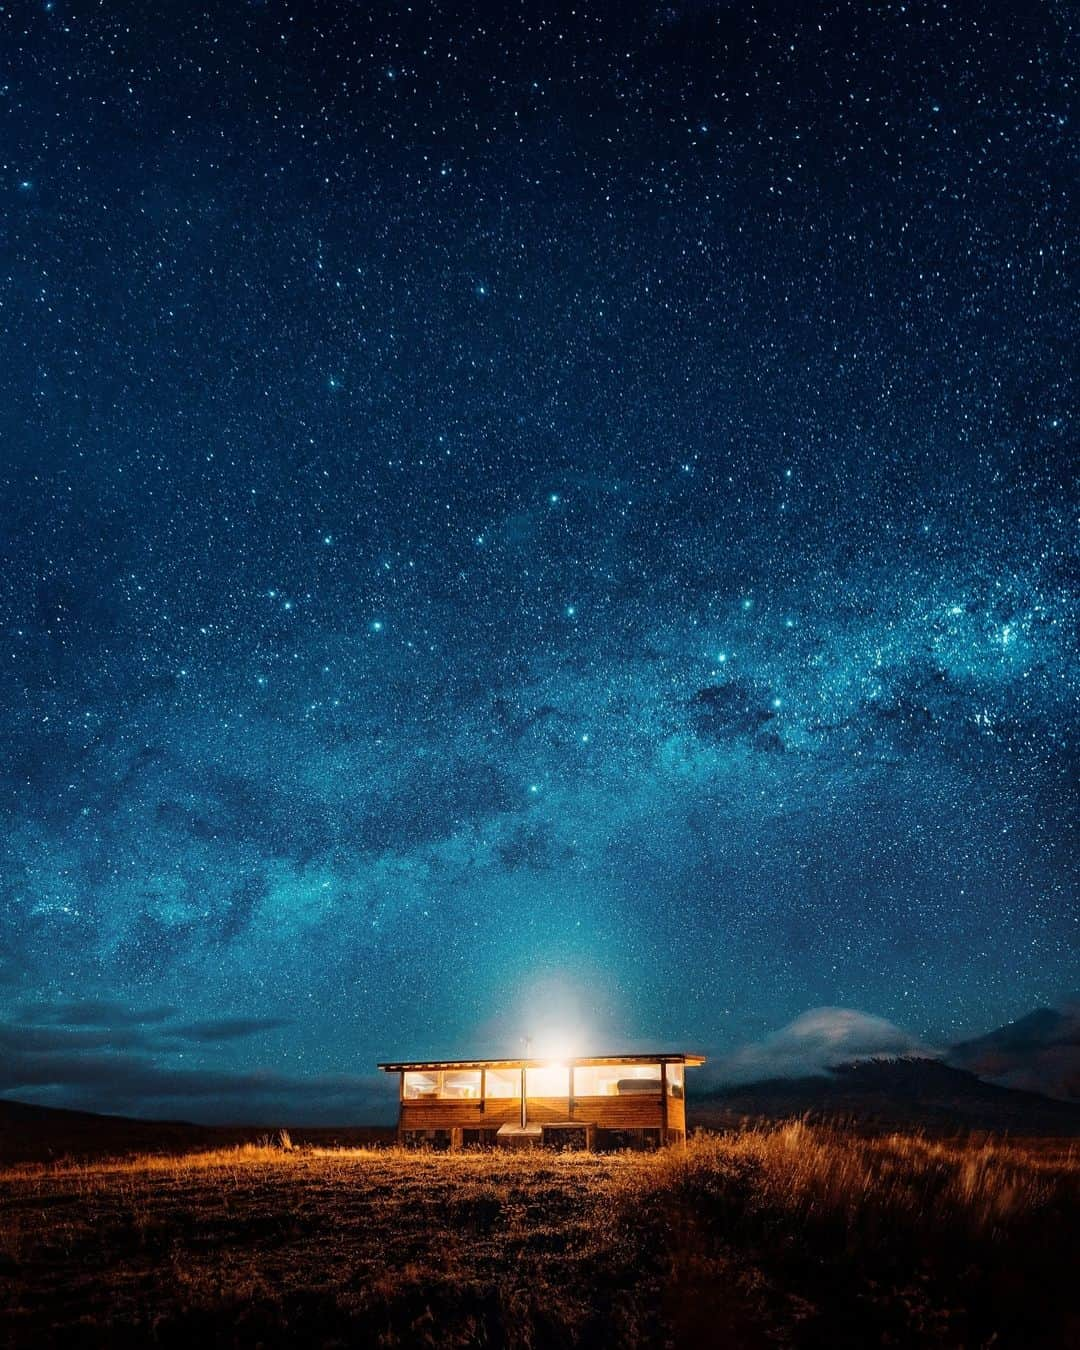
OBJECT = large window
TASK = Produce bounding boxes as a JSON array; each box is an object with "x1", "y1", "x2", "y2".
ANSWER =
[
  {"x1": 572, "y1": 1064, "x2": 622, "y2": 1096},
  {"x1": 441, "y1": 1070, "x2": 481, "y2": 1099},
  {"x1": 403, "y1": 1071, "x2": 439, "y2": 1100},
  {"x1": 484, "y1": 1068, "x2": 520, "y2": 1098},
  {"x1": 403, "y1": 1070, "x2": 481, "y2": 1100},
  {"x1": 666, "y1": 1064, "x2": 684, "y2": 1098},
  {"x1": 574, "y1": 1063, "x2": 661, "y2": 1096},
  {"x1": 526, "y1": 1064, "x2": 570, "y2": 1097}
]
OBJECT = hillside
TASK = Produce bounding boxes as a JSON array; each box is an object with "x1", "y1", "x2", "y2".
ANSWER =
[
  {"x1": 692, "y1": 1057, "x2": 1080, "y2": 1135},
  {"x1": 948, "y1": 1006, "x2": 1080, "y2": 1101},
  {"x1": 0, "y1": 1099, "x2": 393, "y2": 1165}
]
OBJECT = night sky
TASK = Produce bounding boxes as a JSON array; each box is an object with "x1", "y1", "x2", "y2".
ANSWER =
[{"x1": 2, "y1": 1, "x2": 1076, "y2": 1123}]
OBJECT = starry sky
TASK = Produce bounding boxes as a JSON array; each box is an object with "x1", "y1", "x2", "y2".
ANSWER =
[{"x1": 1, "y1": 1, "x2": 1076, "y2": 1123}]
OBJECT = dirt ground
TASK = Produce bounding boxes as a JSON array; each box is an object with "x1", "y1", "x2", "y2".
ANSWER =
[{"x1": 1, "y1": 1125, "x2": 1077, "y2": 1348}]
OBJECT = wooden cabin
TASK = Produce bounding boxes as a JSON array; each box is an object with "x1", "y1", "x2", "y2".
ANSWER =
[{"x1": 377, "y1": 1053, "x2": 705, "y2": 1150}]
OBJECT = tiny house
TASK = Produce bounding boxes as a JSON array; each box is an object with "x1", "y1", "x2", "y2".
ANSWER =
[{"x1": 377, "y1": 1052, "x2": 705, "y2": 1150}]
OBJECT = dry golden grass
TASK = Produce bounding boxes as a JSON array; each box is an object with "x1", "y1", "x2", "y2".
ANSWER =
[{"x1": 1, "y1": 1123, "x2": 1077, "y2": 1348}]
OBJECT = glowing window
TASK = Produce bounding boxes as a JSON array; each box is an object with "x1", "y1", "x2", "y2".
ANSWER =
[
  {"x1": 403, "y1": 1071, "x2": 439, "y2": 1100},
  {"x1": 572, "y1": 1064, "x2": 623, "y2": 1096},
  {"x1": 484, "y1": 1068, "x2": 520, "y2": 1098},
  {"x1": 526, "y1": 1064, "x2": 570, "y2": 1097},
  {"x1": 582, "y1": 1063, "x2": 661, "y2": 1096},
  {"x1": 667, "y1": 1064, "x2": 685, "y2": 1097},
  {"x1": 440, "y1": 1070, "x2": 481, "y2": 1099}
]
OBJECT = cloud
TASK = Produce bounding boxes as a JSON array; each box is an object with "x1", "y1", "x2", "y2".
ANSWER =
[
  {"x1": 19, "y1": 1000, "x2": 176, "y2": 1027},
  {"x1": 712, "y1": 1008, "x2": 930, "y2": 1084},
  {"x1": 0, "y1": 1024, "x2": 152, "y2": 1053},
  {"x1": 0, "y1": 1051, "x2": 357, "y2": 1099},
  {"x1": 0, "y1": 1044, "x2": 394, "y2": 1124},
  {"x1": 1, "y1": 1007, "x2": 290, "y2": 1066},
  {"x1": 171, "y1": 1017, "x2": 292, "y2": 1042}
]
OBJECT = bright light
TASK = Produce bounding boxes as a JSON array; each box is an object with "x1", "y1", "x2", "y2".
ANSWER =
[
  {"x1": 510, "y1": 972, "x2": 601, "y2": 1066},
  {"x1": 534, "y1": 1033, "x2": 580, "y2": 1062},
  {"x1": 526, "y1": 1063, "x2": 570, "y2": 1096}
]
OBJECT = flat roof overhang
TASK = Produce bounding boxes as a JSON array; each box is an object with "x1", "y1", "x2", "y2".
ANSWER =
[{"x1": 378, "y1": 1052, "x2": 706, "y2": 1072}]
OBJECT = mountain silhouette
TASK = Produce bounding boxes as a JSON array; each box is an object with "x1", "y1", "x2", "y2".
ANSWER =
[{"x1": 693, "y1": 1056, "x2": 1080, "y2": 1135}]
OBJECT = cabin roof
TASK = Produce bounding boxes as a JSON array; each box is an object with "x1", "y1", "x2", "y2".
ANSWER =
[{"x1": 377, "y1": 1052, "x2": 706, "y2": 1072}]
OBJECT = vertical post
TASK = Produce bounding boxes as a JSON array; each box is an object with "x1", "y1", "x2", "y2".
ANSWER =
[
  {"x1": 520, "y1": 1035, "x2": 532, "y2": 1131},
  {"x1": 398, "y1": 1071, "x2": 405, "y2": 1145},
  {"x1": 660, "y1": 1062, "x2": 669, "y2": 1146}
]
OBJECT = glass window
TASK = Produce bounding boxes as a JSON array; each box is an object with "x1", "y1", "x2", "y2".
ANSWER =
[
  {"x1": 403, "y1": 1070, "x2": 483, "y2": 1099},
  {"x1": 526, "y1": 1064, "x2": 570, "y2": 1097},
  {"x1": 588, "y1": 1063, "x2": 661, "y2": 1096},
  {"x1": 403, "y1": 1071, "x2": 439, "y2": 1100},
  {"x1": 572, "y1": 1064, "x2": 623, "y2": 1096},
  {"x1": 667, "y1": 1064, "x2": 685, "y2": 1097},
  {"x1": 484, "y1": 1068, "x2": 520, "y2": 1098},
  {"x1": 441, "y1": 1070, "x2": 481, "y2": 1099}
]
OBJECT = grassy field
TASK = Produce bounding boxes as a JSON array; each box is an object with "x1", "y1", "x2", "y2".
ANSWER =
[{"x1": 1, "y1": 1124, "x2": 1077, "y2": 1348}]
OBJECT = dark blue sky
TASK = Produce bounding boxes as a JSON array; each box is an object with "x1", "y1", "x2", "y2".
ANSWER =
[{"x1": 1, "y1": 0, "x2": 1075, "y2": 1122}]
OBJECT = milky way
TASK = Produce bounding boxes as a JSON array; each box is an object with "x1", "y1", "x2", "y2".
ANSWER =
[{"x1": 1, "y1": 1, "x2": 1075, "y2": 1121}]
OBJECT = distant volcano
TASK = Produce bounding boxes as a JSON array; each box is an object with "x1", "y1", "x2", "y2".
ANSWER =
[{"x1": 694, "y1": 1003, "x2": 1080, "y2": 1134}]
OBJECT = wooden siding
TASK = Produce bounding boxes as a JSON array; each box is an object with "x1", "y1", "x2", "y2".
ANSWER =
[{"x1": 400, "y1": 1093, "x2": 673, "y2": 1132}]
